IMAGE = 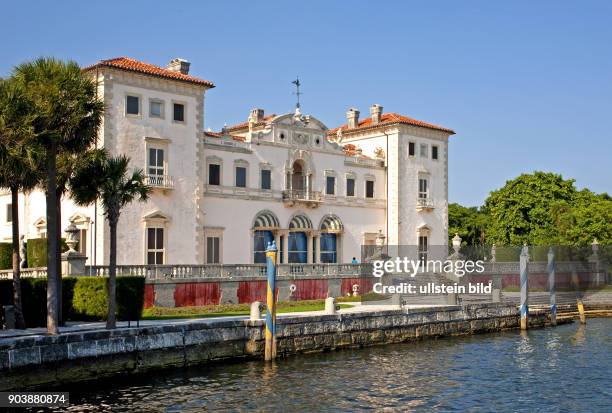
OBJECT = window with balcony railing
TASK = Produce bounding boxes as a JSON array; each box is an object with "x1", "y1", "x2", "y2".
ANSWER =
[{"x1": 146, "y1": 147, "x2": 174, "y2": 189}]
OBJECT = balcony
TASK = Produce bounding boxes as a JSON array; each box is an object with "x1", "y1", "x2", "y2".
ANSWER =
[
  {"x1": 416, "y1": 197, "x2": 434, "y2": 211},
  {"x1": 282, "y1": 189, "x2": 322, "y2": 208},
  {"x1": 146, "y1": 174, "x2": 174, "y2": 190}
]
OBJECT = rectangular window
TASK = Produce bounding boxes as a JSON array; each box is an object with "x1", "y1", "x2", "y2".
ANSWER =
[
  {"x1": 261, "y1": 169, "x2": 271, "y2": 190},
  {"x1": 126, "y1": 95, "x2": 139, "y2": 115},
  {"x1": 418, "y1": 235, "x2": 428, "y2": 262},
  {"x1": 326, "y1": 176, "x2": 335, "y2": 195},
  {"x1": 79, "y1": 229, "x2": 87, "y2": 256},
  {"x1": 146, "y1": 227, "x2": 164, "y2": 265},
  {"x1": 419, "y1": 178, "x2": 428, "y2": 199},
  {"x1": 150, "y1": 100, "x2": 163, "y2": 118},
  {"x1": 432, "y1": 145, "x2": 439, "y2": 160},
  {"x1": 208, "y1": 164, "x2": 220, "y2": 185},
  {"x1": 235, "y1": 166, "x2": 247, "y2": 188},
  {"x1": 148, "y1": 148, "x2": 164, "y2": 176},
  {"x1": 346, "y1": 177, "x2": 355, "y2": 197},
  {"x1": 6, "y1": 204, "x2": 12, "y2": 223},
  {"x1": 206, "y1": 236, "x2": 220, "y2": 263},
  {"x1": 408, "y1": 142, "x2": 415, "y2": 156},
  {"x1": 366, "y1": 180, "x2": 374, "y2": 198},
  {"x1": 420, "y1": 144, "x2": 428, "y2": 158},
  {"x1": 173, "y1": 103, "x2": 185, "y2": 122}
]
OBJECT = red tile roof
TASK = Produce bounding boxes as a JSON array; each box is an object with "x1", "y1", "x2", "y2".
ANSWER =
[
  {"x1": 328, "y1": 113, "x2": 454, "y2": 135},
  {"x1": 225, "y1": 114, "x2": 277, "y2": 132},
  {"x1": 83, "y1": 57, "x2": 214, "y2": 88},
  {"x1": 203, "y1": 131, "x2": 245, "y2": 142}
]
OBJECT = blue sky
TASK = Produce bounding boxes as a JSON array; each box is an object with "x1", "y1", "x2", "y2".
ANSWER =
[{"x1": 1, "y1": 1, "x2": 610, "y2": 206}]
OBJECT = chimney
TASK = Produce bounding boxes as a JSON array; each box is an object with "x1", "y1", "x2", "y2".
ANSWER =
[
  {"x1": 249, "y1": 108, "x2": 265, "y2": 123},
  {"x1": 346, "y1": 108, "x2": 360, "y2": 129},
  {"x1": 370, "y1": 104, "x2": 383, "y2": 124},
  {"x1": 167, "y1": 58, "x2": 191, "y2": 75}
]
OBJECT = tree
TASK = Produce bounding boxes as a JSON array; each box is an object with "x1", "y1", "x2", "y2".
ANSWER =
[
  {"x1": 551, "y1": 190, "x2": 612, "y2": 246},
  {"x1": 448, "y1": 203, "x2": 489, "y2": 246},
  {"x1": 483, "y1": 171, "x2": 577, "y2": 246},
  {"x1": 70, "y1": 152, "x2": 150, "y2": 328},
  {"x1": 13, "y1": 58, "x2": 104, "y2": 334},
  {"x1": 0, "y1": 78, "x2": 42, "y2": 328}
]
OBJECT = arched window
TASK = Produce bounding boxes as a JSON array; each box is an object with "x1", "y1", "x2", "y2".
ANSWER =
[
  {"x1": 254, "y1": 231, "x2": 274, "y2": 263},
  {"x1": 252, "y1": 210, "x2": 280, "y2": 263},
  {"x1": 319, "y1": 215, "x2": 343, "y2": 263},
  {"x1": 288, "y1": 214, "x2": 312, "y2": 263}
]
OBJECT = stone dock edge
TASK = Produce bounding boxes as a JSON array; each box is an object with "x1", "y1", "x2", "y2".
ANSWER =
[{"x1": 0, "y1": 303, "x2": 567, "y2": 390}]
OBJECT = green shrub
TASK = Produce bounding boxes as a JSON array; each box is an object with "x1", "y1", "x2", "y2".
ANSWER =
[
  {"x1": 116, "y1": 276, "x2": 145, "y2": 321},
  {"x1": 72, "y1": 277, "x2": 108, "y2": 320},
  {"x1": 26, "y1": 238, "x2": 69, "y2": 268},
  {"x1": 26, "y1": 238, "x2": 47, "y2": 268},
  {"x1": 0, "y1": 243, "x2": 12, "y2": 270},
  {"x1": 20, "y1": 278, "x2": 48, "y2": 327},
  {"x1": 0, "y1": 279, "x2": 13, "y2": 307},
  {"x1": 70, "y1": 276, "x2": 145, "y2": 321},
  {"x1": 0, "y1": 275, "x2": 144, "y2": 326}
]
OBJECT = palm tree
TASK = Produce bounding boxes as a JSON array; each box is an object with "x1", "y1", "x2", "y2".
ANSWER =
[
  {"x1": 70, "y1": 152, "x2": 150, "y2": 329},
  {"x1": 0, "y1": 78, "x2": 42, "y2": 329},
  {"x1": 13, "y1": 58, "x2": 104, "y2": 334}
]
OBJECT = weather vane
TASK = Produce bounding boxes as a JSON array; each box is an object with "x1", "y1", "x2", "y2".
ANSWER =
[{"x1": 292, "y1": 77, "x2": 302, "y2": 109}]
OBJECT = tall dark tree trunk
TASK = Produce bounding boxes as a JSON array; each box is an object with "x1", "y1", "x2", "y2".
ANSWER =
[
  {"x1": 106, "y1": 214, "x2": 118, "y2": 329},
  {"x1": 10, "y1": 188, "x2": 25, "y2": 329},
  {"x1": 46, "y1": 144, "x2": 59, "y2": 335},
  {"x1": 56, "y1": 192, "x2": 63, "y2": 325}
]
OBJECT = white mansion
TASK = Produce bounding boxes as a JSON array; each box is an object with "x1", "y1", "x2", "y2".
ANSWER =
[{"x1": 0, "y1": 57, "x2": 455, "y2": 266}]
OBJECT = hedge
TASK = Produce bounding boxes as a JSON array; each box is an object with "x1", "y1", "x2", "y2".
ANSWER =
[
  {"x1": 26, "y1": 238, "x2": 70, "y2": 268},
  {"x1": 0, "y1": 276, "x2": 145, "y2": 327},
  {"x1": 0, "y1": 243, "x2": 12, "y2": 270}
]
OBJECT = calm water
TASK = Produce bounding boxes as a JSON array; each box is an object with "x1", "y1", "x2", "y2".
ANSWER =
[{"x1": 52, "y1": 318, "x2": 610, "y2": 413}]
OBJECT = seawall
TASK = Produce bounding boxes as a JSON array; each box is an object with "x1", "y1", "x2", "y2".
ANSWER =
[{"x1": 0, "y1": 303, "x2": 558, "y2": 390}]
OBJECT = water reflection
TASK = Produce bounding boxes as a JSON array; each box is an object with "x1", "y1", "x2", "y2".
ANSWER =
[{"x1": 56, "y1": 319, "x2": 611, "y2": 413}]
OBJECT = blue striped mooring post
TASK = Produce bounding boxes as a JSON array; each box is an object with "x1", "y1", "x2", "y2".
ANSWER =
[
  {"x1": 547, "y1": 247, "x2": 556, "y2": 326},
  {"x1": 520, "y1": 245, "x2": 529, "y2": 330},
  {"x1": 265, "y1": 241, "x2": 278, "y2": 361}
]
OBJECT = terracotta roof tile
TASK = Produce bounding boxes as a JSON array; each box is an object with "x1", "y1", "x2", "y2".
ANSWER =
[
  {"x1": 83, "y1": 57, "x2": 214, "y2": 88},
  {"x1": 225, "y1": 114, "x2": 277, "y2": 132},
  {"x1": 328, "y1": 113, "x2": 454, "y2": 135},
  {"x1": 203, "y1": 131, "x2": 245, "y2": 142}
]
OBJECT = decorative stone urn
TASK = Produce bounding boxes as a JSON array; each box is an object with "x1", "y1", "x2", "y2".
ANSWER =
[{"x1": 61, "y1": 223, "x2": 87, "y2": 276}]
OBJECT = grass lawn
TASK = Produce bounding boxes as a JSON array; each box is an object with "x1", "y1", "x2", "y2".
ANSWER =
[{"x1": 142, "y1": 299, "x2": 352, "y2": 320}]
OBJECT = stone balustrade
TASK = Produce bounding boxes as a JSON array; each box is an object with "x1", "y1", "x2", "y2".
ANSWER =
[
  {"x1": 84, "y1": 263, "x2": 368, "y2": 280},
  {"x1": 0, "y1": 267, "x2": 48, "y2": 280}
]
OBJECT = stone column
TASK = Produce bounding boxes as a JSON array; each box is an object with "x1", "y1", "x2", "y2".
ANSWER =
[
  {"x1": 314, "y1": 233, "x2": 321, "y2": 264},
  {"x1": 274, "y1": 232, "x2": 281, "y2": 264},
  {"x1": 282, "y1": 231, "x2": 289, "y2": 264},
  {"x1": 305, "y1": 173, "x2": 311, "y2": 199},
  {"x1": 307, "y1": 232, "x2": 313, "y2": 264}
]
